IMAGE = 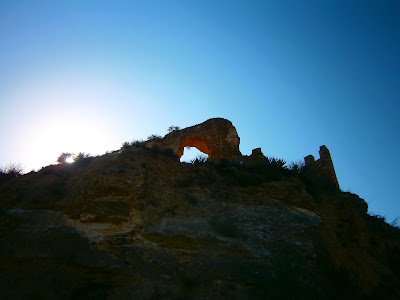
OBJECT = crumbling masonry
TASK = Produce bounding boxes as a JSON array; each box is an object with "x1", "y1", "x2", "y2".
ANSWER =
[
  {"x1": 149, "y1": 118, "x2": 241, "y2": 161},
  {"x1": 149, "y1": 118, "x2": 339, "y2": 188},
  {"x1": 304, "y1": 145, "x2": 340, "y2": 189}
]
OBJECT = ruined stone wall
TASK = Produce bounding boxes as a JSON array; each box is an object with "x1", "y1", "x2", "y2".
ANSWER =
[
  {"x1": 304, "y1": 145, "x2": 340, "y2": 189},
  {"x1": 149, "y1": 119, "x2": 339, "y2": 190},
  {"x1": 149, "y1": 118, "x2": 242, "y2": 161}
]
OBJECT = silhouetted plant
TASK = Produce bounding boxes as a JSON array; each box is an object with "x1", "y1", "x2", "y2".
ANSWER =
[
  {"x1": 167, "y1": 125, "x2": 180, "y2": 132},
  {"x1": 0, "y1": 163, "x2": 23, "y2": 177},
  {"x1": 121, "y1": 141, "x2": 131, "y2": 150},
  {"x1": 134, "y1": 140, "x2": 145, "y2": 147},
  {"x1": 266, "y1": 156, "x2": 287, "y2": 169},
  {"x1": 121, "y1": 139, "x2": 145, "y2": 150},
  {"x1": 370, "y1": 213, "x2": 386, "y2": 222},
  {"x1": 190, "y1": 155, "x2": 208, "y2": 164},
  {"x1": 57, "y1": 152, "x2": 74, "y2": 164},
  {"x1": 147, "y1": 134, "x2": 162, "y2": 141},
  {"x1": 215, "y1": 157, "x2": 293, "y2": 186},
  {"x1": 287, "y1": 160, "x2": 305, "y2": 174},
  {"x1": 0, "y1": 163, "x2": 23, "y2": 183},
  {"x1": 73, "y1": 152, "x2": 94, "y2": 166},
  {"x1": 390, "y1": 217, "x2": 399, "y2": 228}
]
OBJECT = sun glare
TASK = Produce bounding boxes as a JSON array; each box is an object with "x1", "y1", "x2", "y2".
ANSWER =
[
  {"x1": 13, "y1": 76, "x2": 124, "y2": 172},
  {"x1": 66, "y1": 156, "x2": 74, "y2": 164}
]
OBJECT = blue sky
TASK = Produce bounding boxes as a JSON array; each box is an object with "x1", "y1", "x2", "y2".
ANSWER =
[{"x1": 0, "y1": 1, "x2": 399, "y2": 222}]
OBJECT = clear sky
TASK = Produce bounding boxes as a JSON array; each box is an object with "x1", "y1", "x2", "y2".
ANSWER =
[{"x1": 0, "y1": 1, "x2": 399, "y2": 222}]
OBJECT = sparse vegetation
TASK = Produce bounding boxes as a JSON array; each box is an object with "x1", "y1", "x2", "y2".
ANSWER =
[
  {"x1": 371, "y1": 213, "x2": 386, "y2": 222},
  {"x1": 190, "y1": 155, "x2": 208, "y2": 164},
  {"x1": 0, "y1": 163, "x2": 23, "y2": 182},
  {"x1": 147, "y1": 134, "x2": 162, "y2": 141},
  {"x1": 287, "y1": 160, "x2": 305, "y2": 174},
  {"x1": 214, "y1": 156, "x2": 291, "y2": 186},
  {"x1": 167, "y1": 125, "x2": 180, "y2": 132},
  {"x1": 367, "y1": 213, "x2": 400, "y2": 230},
  {"x1": 391, "y1": 217, "x2": 399, "y2": 228},
  {"x1": 57, "y1": 152, "x2": 74, "y2": 164},
  {"x1": 121, "y1": 139, "x2": 145, "y2": 151},
  {"x1": 73, "y1": 152, "x2": 94, "y2": 166}
]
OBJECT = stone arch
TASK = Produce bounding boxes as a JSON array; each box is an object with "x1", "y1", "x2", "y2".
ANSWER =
[
  {"x1": 178, "y1": 135, "x2": 211, "y2": 159},
  {"x1": 146, "y1": 118, "x2": 242, "y2": 162}
]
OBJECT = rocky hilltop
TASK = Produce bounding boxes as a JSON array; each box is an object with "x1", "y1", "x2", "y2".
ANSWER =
[{"x1": 0, "y1": 118, "x2": 399, "y2": 299}]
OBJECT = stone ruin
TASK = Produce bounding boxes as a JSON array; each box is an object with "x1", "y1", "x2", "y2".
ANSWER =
[
  {"x1": 304, "y1": 145, "x2": 340, "y2": 189},
  {"x1": 149, "y1": 118, "x2": 242, "y2": 161},
  {"x1": 148, "y1": 118, "x2": 339, "y2": 188}
]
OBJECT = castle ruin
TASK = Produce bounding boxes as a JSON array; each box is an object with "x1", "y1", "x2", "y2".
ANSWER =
[
  {"x1": 149, "y1": 118, "x2": 242, "y2": 161},
  {"x1": 304, "y1": 145, "x2": 340, "y2": 189},
  {"x1": 148, "y1": 118, "x2": 339, "y2": 188}
]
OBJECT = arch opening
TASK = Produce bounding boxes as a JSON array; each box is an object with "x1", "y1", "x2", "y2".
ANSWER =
[
  {"x1": 180, "y1": 147, "x2": 209, "y2": 163},
  {"x1": 178, "y1": 135, "x2": 211, "y2": 162}
]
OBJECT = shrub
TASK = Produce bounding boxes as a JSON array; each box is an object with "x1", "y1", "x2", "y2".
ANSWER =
[
  {"x1": 0, "y1": 163, "x2": 23, "y2": 182},
  {"x1": 190, "y1": 155, "x2": 208, "y2": 164},
  {"x1": 0, "y1": 163, "x2": 23, "y2": 176},
  {"x1": 121, "y1": 139, "x2": 145, "y2": 151},
  {"x1": 134, "y1": 140, "x2": 145, "y2": 147},
  {"x1": 121, "y1": 141, "x2": 131, "y2": 150},
  {"x1": 266, "y1": 156, "x2": 287, "y2": 169},
  {"x1": 214, "y1": 157, "x2": 292, "y2": 186},
  {"x1": 74, "y1": 152, "x2": 91, "y2": 161},
  {"x1": 371, "y1": 214, "x2": 386, "y2": 220},
  {"x1": 390, "y1": 217, "x2": 399, "y2": 228},
  {"x1": 57, "y1": 152, "x2": 74, "y2": 164},
  {"x1": 73, "y1": 152, "x2": 94, "y2": 166},
  {"x1": 167, "y1": 125, "x2": 180, "y2": 132},
  {"x1": 147, "y1": 134, "x2": 162, "y2": 141},
  {"x1": 287, "y1": 160, "x2": 305, "y2": 175}
]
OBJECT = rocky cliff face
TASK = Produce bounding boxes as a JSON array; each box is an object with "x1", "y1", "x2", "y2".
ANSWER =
[{"x1": 0, "y1": 140, "x2": 399, "y2": 299}]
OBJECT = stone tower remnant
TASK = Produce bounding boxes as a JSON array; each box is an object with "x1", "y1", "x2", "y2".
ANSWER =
[
  {"x1": 148, "y1": 118, "x2": 242, "y2": 161},
  {"x1": 304, "y1": 145, "x2": 340, "y2": 189}
]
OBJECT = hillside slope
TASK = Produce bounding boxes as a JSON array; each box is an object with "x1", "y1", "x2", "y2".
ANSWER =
[{"x1": 0, "y1": 146, "x2": 399, "y2": 299}]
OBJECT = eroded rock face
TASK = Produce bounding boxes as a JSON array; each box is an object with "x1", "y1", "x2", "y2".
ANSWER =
[
  {"x1": 0, "y1": 125, "x2": 399, "y2": 299},
  {"x1": 149, "y1": 118, "x2": 241, "y2": 161}
]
